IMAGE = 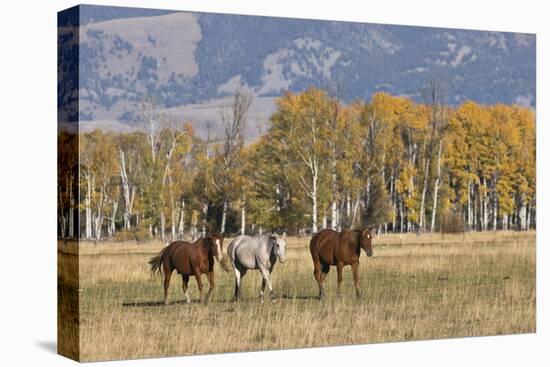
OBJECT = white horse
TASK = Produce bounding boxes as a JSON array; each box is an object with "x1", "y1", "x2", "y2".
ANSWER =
[{"x1": 227, "y1": 233, "x2": 286, "y2": 302}]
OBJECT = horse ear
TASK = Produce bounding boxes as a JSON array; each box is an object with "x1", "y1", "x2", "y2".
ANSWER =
[{"x1": 282, "y1": 232, "x2": 286, "y2": 239}]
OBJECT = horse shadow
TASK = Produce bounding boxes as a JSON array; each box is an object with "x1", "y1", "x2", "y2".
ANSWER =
[
  {"x1": 122, "y1": 298, "x2": 236, "y2": 307},
  {"x1": 280, "y1": 293, "x2": 319, "y2": 301},
  {"x1": 122, "y1": 300, "x2": 194, "y2": 307}
]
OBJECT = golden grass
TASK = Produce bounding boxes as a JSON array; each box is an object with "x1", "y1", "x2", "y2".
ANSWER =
[{"x1": 58, "y1": 231, "x2": 536, "y2": 362}]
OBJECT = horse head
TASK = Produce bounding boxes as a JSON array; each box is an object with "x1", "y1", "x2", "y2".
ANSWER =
[
  {"x1": 269, "y1": 232, "x2": 287, "y2": 264},
  {"x1": 360, "y1": 228, "x2": 374, "y2": 257},
  {"x1": 207, "y1": 233, "x2": 224, "y2": 262}
]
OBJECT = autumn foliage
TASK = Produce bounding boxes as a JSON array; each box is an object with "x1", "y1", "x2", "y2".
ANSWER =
[{"x1": 58, "y1": 89, "x2": 536, "y2": 240}]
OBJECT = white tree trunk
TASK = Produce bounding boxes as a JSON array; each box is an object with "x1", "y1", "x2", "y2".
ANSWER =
[
  {"x1": 419, "y1": 157, "x2": 430, "y2": 230},
  {"x1": 346, "y1": 193, "x2": 351, "y2": 222},
  {"x1": 430, "y1": 185, "x2": 439, "y2": 233},
  {"x1": 202, "y1": 202, "x2": 208, "y2": 237},
  {"x1": 407, "y1": 175, "x2": 414, "y2": 232},
  {"x1": 519, "y1": 198, "x2": 527, "y2": 231},
  {"x1": 430, "y1": 142, "x2": 442, "y2": 233},
  {"x1": 330, "y1": 153, "x2": 338, "y2": 230},
  {"x1": 94, "y1": 215, "x2": 102, "y2": 240},
  {"x1": 178, "y1": 199, "x2": 185, "y2": 239},
  {"x1": 311, "y1": 169, "x2": 318, "y2": 233},
  {"x1": 472, "y1": 188, "x2": 477, "y2": 231},
  {"x1": 85, "y1": 175, "x2": 92, "y2": 239},
  {"x1": 493, "y1": 184, "x2": 498, "y2": 230},
  {"x1": 110, "y1": 200, "x2": 117, "y2": 237},
  {"x1": 191, "y1": 213, "x2": 197, "y2": 240},
  {"x1": 69, "y1": 177, "x2": 74, "y2": 238},
  {"x1": 119, "y1": 149, "x2": 133, "y2": 230},
  {"x1": 389, "y1": 170, "x2": 396, "y2": 231},
  {"x1": 526, "y1": 203, "x2": 531, "y2": 230},
  {"x1": 331, "y1": 200, "x2": 337, "y2": 230},
  {"x1": 169, "y1": 201, "x2": 176, "y2": 241},
  {"x1": 221, "y1": 200, "x2": 228, "y2": 234},
  {"x1": 467, "y1": 182, "x2": 472, "y2": 230},
  {"x1": 482, "y1": 178, "x2": 488, "y2": 231},
  {"x1": 94, "y1": 185, "x2": 105, "y2": 240},
  {"x1": 149, "y1": 119, "x2": 156, "y2": 162},
  {"x1": 351, "y1": 192, "x2": 361, "y2": 228},
  {"x1": 171, "y1": 207, "x2": 176, "y2": 241}
]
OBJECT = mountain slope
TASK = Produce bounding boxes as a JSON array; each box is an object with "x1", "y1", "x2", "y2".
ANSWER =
[{"x1": 63, "y1": 5, "x2": 536, "y2": 137}]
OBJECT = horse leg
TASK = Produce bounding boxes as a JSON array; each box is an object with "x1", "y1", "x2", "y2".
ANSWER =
[
  {"x1": 163, "y1": 269, "x2": 172, "y2": 305},
  {"x1": 260, "y1": 268, "x2": 274, "y2": 303},
  {"x1": 313, "y1": 260, "x2": 322, "y2": 299},
  {"x1": 181, "y1": 275, "x2": 190, "y2": 304},
  {"x1": 351, "y1": 261, "x2": 361, "y2": 298},
  {"x1": 259, "y1": 266, "x2": 274, "y2": 302},
  {"x1": 205, "y1": 271, "x2": 215, "y2": 304},
  {"x1": 233, "y1": 267, "x2": 242, "y2": 302},
  {"x1": 260, "y1": 276, "x2": 266, "y2": 303},
  {"x1": 319, "y1": 264, "x2": 330, "y2": 300},
  {"x1": 336, "y1": 262, "x2": 344, "y2": 297},
  {"x1": 194, "y1": 269, "x2": 205, "y2": 304}
]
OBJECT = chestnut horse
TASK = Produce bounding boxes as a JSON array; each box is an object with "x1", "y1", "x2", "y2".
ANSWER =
[
  {"x1": 309, "y1": 228, "x2": 373, "y2": 299},
  {"x1": 148, "y1": 234, "x2": 224, "y2": 305}
]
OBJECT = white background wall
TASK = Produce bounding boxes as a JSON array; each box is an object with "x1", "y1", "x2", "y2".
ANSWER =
[{"x1": 0, "y1": 0, "x2": 547, "y2": 366}]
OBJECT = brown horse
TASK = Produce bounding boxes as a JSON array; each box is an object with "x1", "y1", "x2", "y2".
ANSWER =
[
  {"x1": 309, "y1": 228, "x2": 373, "y2": 299},
  {"x1": 149, "y1": 234, "x2": 224, "y2": 305}
]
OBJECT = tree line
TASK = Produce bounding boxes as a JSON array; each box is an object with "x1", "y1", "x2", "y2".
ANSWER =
[{"x1": 57, "y1": 86, "x2": 536, "y2": 241}]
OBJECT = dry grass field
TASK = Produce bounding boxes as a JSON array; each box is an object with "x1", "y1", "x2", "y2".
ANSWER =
[{"x1": 58, "y1": 231, "x2": 535, "y2": 362}]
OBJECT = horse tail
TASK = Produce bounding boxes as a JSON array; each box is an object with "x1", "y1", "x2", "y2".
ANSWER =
[
  {"x1": 148, "y1": 246, "x2": 169, "y2": 276},
  {"x1": 221, "y1": 238, "x2": 239, "y2": 273},
  {"x1": 219, "y1": 255, "x2": 232, "y2": 272}
]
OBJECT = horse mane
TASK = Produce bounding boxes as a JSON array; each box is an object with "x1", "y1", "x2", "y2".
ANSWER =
[
  {"x1": 195, "y1": 236, "x2": 213, "y2": 250},
  {"x1": 340, "y1": 229, "x2": 362, "y2": 252},
  {"x1": 340, "y1": 229, "x2": 361, "y2": 238},
  {"x1": 265, "y1": 235, "x2": 278, "y2": 260},
  {"x1": 265, "y1": 234, "x2": 276, "y2": 245}
]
